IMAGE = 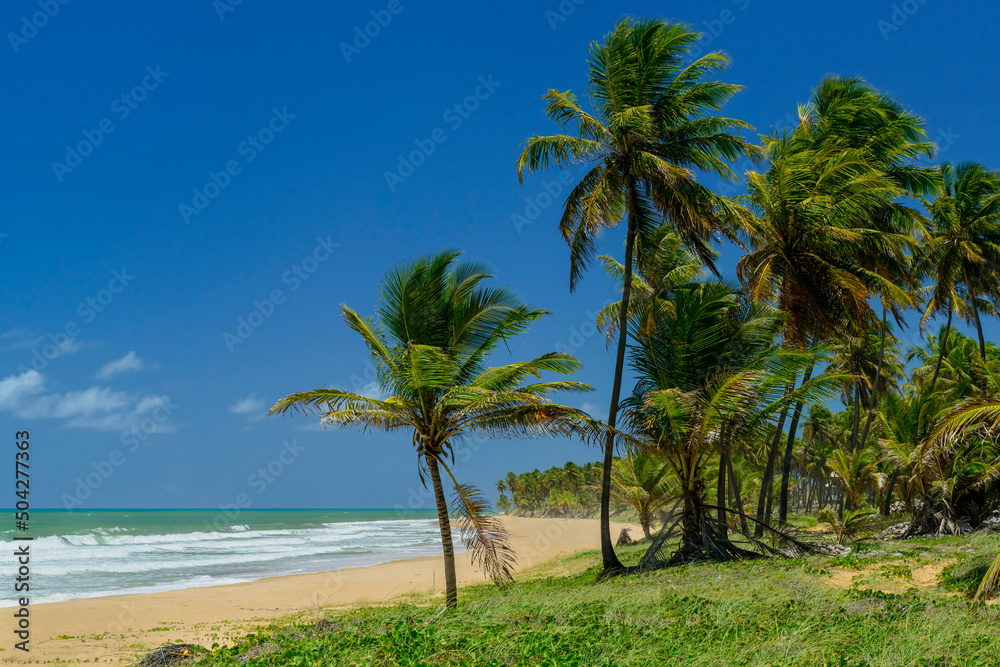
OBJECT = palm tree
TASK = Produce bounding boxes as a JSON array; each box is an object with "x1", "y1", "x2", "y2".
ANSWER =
[
  {"x1": 606, "y1": 450, "x2": 675, "y2": 540},
  {"x1": 517, "y1": 17, "x2": 761, "y2": 574},
  {"x1": 738, "y1": 136, "x2": 905, "y2": 531},
  {"x1": 741, "y1": 76, "x2": 933, "y2": 529},
  {"x1": 817, "y1": 506, "x2": 878, "y2": 545},
  {"x1": 827, "y1": 448, "x2": 880, "y2": 510},
  {"x1": 270, "y1": 251, "x2": 605, "y2": 608},
  {"x1": 624, "y1": 281, "x2": 843, "y2": 564},
  {"x1": 918, "y1": 162, "x2": 1000, "y2": 374},
  {"x1": 595, "y1": 226, "x2": 704, "y2": 344},
  {"x1": 801, "y1": 404, "x2": 835, "y2": 511}
]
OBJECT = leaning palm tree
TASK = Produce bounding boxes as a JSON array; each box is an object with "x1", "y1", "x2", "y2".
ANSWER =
[
  {"x1": 270, "y1": 251, "x2": 607, "y2": 608},
  {"x1": 742, "y1": 76, "x2": 932, "y2": 530},
  {"x1": 517, "y1": 17, "x2": 761, "y2": 574},
  {"x1": 739, "y1": 137, "x2": 907, "y2": 531},
  {"x1": 918, "y1": 162, "x2": 1000, "y2": 374}
]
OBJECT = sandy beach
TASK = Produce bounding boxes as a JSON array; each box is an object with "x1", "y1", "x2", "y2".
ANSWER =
[{"x1": 8, "y1": 517, "x2": 637, "y2": 664}]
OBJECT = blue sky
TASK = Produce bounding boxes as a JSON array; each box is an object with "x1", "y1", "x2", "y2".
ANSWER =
[{"x1": 3, "y1": 0, "x2": 999, "y2": 510}]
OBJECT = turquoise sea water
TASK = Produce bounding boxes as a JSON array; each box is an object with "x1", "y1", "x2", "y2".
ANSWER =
[{"x1": 0, "y1": 509, "x2": 442, "y2": 606}]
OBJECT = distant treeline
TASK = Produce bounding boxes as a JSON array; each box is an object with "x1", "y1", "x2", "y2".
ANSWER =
[{"x1": 496, "y1": 461, "x2": 624, "y2": 518}]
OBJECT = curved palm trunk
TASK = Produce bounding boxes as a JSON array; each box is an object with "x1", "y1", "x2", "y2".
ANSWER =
[
  {"x1": 426, "y1": 454, "x2": 458, "y2": 608},
  {"x1": 881, "y1": 467, "x2": 900, "y2": 516},
  {"x1": 727, "y1": 449, "x2": 749, "y2": 534},
  {"x1": 755, "y1": 396, "x2": 792, "y2": 537},
  {"x1": 777, "y1": 327, "x2": 821, "y2": 526},
  {"x1": 599, "y1": 184, "x2": 639, "y2": 575},
  {"x1": 859, "y1": 308, "x2": 888, "y2": 449},
  {"x1": 930, "y1": 308, "x2": 953, "y2": 388},
  {"x1": 969, "y1": 291, "x2": 987, "y2": 361}
]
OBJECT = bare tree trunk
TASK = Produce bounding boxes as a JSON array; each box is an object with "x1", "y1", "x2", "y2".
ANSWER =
[
  {"x1": 426, "y1": 454, "x2": 457, "y2": 608},
  {"x1": 727, "y1": 449, "x2": 749, "y2": 535},
  {"x1": 850, "y1": 386, "x2": 862, "y2": 452},
  {"x1": 755, "y1": 398, "x2": 792, "y2": 537},
  {"x1": 881, "y1": 468, "x2": 900, "y2": 516},
  {"x1": 930, "y1": 308, "x2": 953, "y2": 388},
  {"x1": 717, "y1": 448, "x2": 728, "y2": 540},
  {"x1": 859, "y1": 308, "x2": 888, "y2": 448},
  {"x1": 778, "y1": 328, "x2": 821, "y2": 527},
  {"x1": 598, "y1": 185, "x2": 640, "y2": 575}
]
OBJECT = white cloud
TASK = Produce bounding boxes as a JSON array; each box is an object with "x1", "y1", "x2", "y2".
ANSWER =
[
  {"x1": 0, "y1": 370, "x2": 176, "y2": 433},
  {"x1": 229, "y1": 394, "x2": 267, "y2": 422},
  {"x1": 580, "y1": 402, "x2": 603, "y2": 417},
  {"x1": 0, "y1": 370, "x2": 46, "y2": 408},
  {"x1": 97, "y1": 351, "x2": 144, "y2": 378}
]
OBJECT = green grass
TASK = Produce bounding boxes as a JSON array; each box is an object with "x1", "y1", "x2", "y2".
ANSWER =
[{"x1": 189, "y1": 536, "x2": 1000, "y2": 667}]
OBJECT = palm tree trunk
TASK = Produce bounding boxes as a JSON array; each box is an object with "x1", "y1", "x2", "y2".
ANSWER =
[
  {"x1": 859, "y1": 307, "x2": 888, "y2": 449},
  {"x1": 640, "y1": 510, "x2": 652, "y2": 541},
  {"x1": 970, "y1": 292, "x2": 987, "y2": 361},
  {"x1": 717, "y1": 448, "x2": 727, "y2": 540},
  {"x1": 850, "y1": 386, "x2": 862, "y2": 451},
  {"x1": 599, "y1": 185, "x2": 639, "y2": 575},
  {"x1": 778, "y1": 327, "x2": 822, "y2": 527},
  {"x1": 426, "y1": 454, "x2": 458, "y2": 608},
  {"x1": 726, "y1": 449, "x2": 749, "y2": 534},
  {"x1": 930, "y1": 307, "x2": 953, "y2": 388},
  {"x1": 755, "y1": 398, "x2": 792, "y2": 537},
  {"x1": 881, "y1": 468, "x2": 900, "y2": 515}
]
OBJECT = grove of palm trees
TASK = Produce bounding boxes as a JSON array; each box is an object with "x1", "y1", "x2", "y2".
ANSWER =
[{"x1": 222, "y1": 13, "x2": 1000, "y2": 666}]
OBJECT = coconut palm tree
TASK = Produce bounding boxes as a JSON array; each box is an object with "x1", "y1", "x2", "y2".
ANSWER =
[
  {"x1": 605, "y1": 450, "x2": 675, "y2": 540},
  {"x1": 738, "y1": 136, "x2": 906, "y2": 531},
  {"x1": 741, "y1": 76, "x2": 933, "y2": 529},
  {"x1": 624, "y1": 281, "x2": 844, "y2": 564},
  {"x1": 827, "y1": 448, "x2": 880, "y2": 511},
  {"x1": 516, "y1": 17, "x2": 762, "y2": 574},
  {"x1": 270, "y1": 251, "x2": 608, "y2": 608},
  {"x1": 918, "y1": 162, "x2": 1000, "y2": 375},
  {"x1": 595, "y1": 226, "x2": 705, "y2": 344}
]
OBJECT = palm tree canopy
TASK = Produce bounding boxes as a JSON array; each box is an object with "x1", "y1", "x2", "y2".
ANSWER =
[
  {"x1": 270, "y1": 251, "x2": 623, "y2": 590},
  {"x1": 918, "y1": 162, "x2": 1000, "y2": 331},
  {"x1": 516, "y1": 17, "x2": 763, "y2": 288}
]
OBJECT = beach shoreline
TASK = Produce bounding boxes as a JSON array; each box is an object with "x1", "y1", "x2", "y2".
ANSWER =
[{"x1": 8, "y1": 516, "x2": 637, "y2": 664}]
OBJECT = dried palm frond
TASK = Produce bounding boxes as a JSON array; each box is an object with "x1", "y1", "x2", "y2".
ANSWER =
[
  {"x1": 973, "y1": 553, "x2": 1000, "y2": 605},
  {"x1": 439, "y1": 460, "x2": 515, "y2": 585}
]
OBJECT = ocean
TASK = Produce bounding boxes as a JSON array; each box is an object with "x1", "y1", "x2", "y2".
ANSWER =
[{"x1": 1, "y1": 509, "x2": 445, "y2": 606}]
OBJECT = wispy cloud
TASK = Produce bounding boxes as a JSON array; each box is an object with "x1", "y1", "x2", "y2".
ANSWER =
[
  {"x1": 298, "y1": 420, "x2": 327, "y2": 431},
  {"x1": 229, "y1": 393, "x2": 267, "y2": 422},
  {"x1": 96, "y1": 351, "x2": 144, "y2": 378},
  {"x1": 1, "y1": 328, "x2": 82, "y2": 356},
  {"x1": 0, "y1": 370, "x2": 176, "y2": 432}
]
